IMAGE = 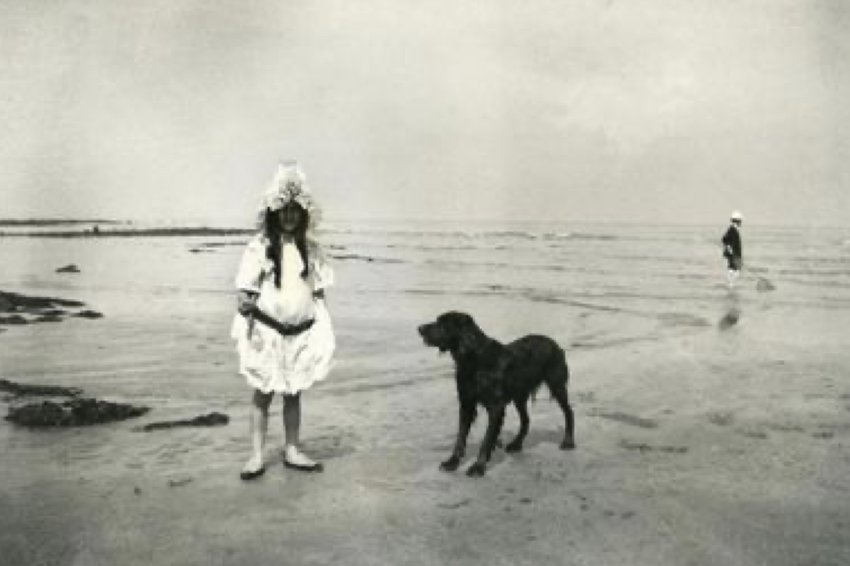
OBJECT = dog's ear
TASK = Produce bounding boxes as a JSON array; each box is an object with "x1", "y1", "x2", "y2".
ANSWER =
[{"x1": 456, "y1": 327, "x2": 482, "y2": 357}]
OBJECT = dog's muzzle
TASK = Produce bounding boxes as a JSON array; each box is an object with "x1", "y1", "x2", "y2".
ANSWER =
[{"x1": 418, "y1": 324, "x2": 438, "y2": 346}]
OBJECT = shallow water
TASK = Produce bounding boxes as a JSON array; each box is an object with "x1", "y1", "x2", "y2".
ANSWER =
[{"x1": 2, "y1": 220, "x2": 849, "y2": 372}]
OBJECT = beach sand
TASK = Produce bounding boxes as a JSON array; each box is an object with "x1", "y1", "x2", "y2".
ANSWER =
[{"x1": 1, "y1": 224, "x2": 849, "y2": 565}]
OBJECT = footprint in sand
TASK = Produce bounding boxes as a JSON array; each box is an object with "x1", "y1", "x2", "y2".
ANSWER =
[
  {"x1": 658, "y1": 313, "x2": 711, "y2": 328},
  {"x1": 738, "y1": 428, "x2": 768, "y2": 439},
  {"x1": 767, "y1": 423, "x2": 805, "y2": 433},
  {"x1": 576, "y1": 391, "x2": 596, "y2": 403},
  {"x1": 619, "y1": 439, "x2": 688, "y2": 454},
  {"x1": 437, "y1": 498, "x2": 472, "y2": 510},
  {"x1": 812, "y1": 431, "x2": 834, "y2": 439},
  {"x1": 167, "y1": 477, "x2": 193, "y2": 488},
  {"x1": 305, "y1": 429, "x2": 359, "y2": 460},
  {"x1": 588, "y1": 409, "x2": 658, "y2": 429},
  {"x1": 707, "y1": 412, "x2": 735, "y2": 426}
]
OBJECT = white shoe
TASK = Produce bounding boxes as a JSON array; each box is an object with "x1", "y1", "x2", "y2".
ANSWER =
[
  {"x1": 283, "y1": 446, "x2": 323, "y2": 472},
  {"x1": 240, "y1": 455, "x2": 265, "y2": 480}
]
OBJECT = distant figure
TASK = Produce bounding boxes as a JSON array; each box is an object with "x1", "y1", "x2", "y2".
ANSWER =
[
  {"x1": 92, "y1": 224, "x2": 100, "y2": 234},
  {"x1": 722, "y1": 211, "x2": 743, "y2": 287},
  {"x1": 231, "y1": 161, "x2": 336, "y2": 480}
]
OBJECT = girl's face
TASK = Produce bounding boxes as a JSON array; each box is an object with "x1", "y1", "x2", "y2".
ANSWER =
[{"x1": 276, "y1": 203, "x2": 305, "y2": 234}]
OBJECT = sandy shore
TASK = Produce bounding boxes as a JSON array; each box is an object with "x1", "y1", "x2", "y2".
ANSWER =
[
  {"x1": 1, "y1": 224, "x2": 850, "y2": 565},
  {"x1": 1, "y1": 288, "x2": 849, "y2": 566}
]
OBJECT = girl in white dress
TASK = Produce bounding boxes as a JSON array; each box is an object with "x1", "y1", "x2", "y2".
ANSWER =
[{"x1": 231, "y1": 161, "x2": 335, "y2": 480}]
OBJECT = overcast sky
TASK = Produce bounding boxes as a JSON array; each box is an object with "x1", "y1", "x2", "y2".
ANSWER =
[{"x1": 1, "y1": 0, "x2": 847, "y2": 226}]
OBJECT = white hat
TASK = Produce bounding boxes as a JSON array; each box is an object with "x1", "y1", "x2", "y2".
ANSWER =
[
  {"x1": 730, "y1": 210, "x2": 743, "y2": 221},
  {"x1": 256, "y1": 161, "x2": 322, "y2": 231}
]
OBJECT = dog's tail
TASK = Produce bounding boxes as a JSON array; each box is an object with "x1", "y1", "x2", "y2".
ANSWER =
[
  {"x1": 528, "y1": 346, "x2": 569, "y2": 403},
  {"x1": 542, "y1": 346, "x2": 569, "y2": 401}
]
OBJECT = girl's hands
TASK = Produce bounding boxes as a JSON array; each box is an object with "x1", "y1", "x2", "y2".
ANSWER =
[
  {"x1": 240, "y1": 299, "x2": 314, "y2": 336},
  {"x1": 238, "y1": 289, "x2": 319, "y2": 336},
  {"x1": 237, "y1": 291, "x2": 259, "y2": 316}
]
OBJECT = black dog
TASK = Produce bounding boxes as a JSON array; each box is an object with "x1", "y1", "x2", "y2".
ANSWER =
[{"x1": 418, "y1": 311, "x2": 575, "y2": 477}]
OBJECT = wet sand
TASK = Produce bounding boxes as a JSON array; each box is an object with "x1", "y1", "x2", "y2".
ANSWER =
[{"x1": 1, "y1": 296, "x2": 849, "y2": 565}]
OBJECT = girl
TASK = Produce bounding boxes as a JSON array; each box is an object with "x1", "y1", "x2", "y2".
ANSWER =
[{"x1": 231, "y1": 161, "x2": 335, "y2": 480}]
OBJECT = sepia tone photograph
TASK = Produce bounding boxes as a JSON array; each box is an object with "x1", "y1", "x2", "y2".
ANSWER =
[{"x1": 1, "y1": 1, "x2": 848, "y2": 564}]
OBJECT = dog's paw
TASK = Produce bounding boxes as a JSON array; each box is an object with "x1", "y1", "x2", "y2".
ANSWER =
[
  {"x1": 505, "y1": 440, "x2": 523, "y2": 453},
  {"x1": 560, "y1": 439, "x2": 576, "y2": 450},
  {"x1": 440, "y1": 455, "x2": 461, "y2": 472},
  {"x1": 466, "y1": 462, "x2": 487, "y2": 477}
]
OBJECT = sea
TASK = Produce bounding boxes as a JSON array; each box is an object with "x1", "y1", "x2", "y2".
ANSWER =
[
  {"x1": 2, "y1": 218, "x2": 848, "y2": 321},
  {"x1": 1, "y1": 217, "x2": 848, "y2": 391}
]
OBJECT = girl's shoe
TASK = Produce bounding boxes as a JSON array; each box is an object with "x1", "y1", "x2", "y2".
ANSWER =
[
  {"x1": 240, "y1": 455, "x2": 266, "y2": 480},
  {"x1": 240, "y1": 467, "x2": 265, "y2": 481},
  {"x1": 283, "y1": 446, "x2": 323, "y2": 472}
]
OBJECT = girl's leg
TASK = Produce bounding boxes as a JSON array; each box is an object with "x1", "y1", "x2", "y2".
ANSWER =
[
  {"x1": 243, "y1": 389, "x2": 273, "y2": 474},
  {"x1": 727, "y1": 268, "x2": 740, "y2": 288},
  {"x1": 282, "y1": 393, "x2": 321, "y2": 469},
  {"x1": 282, "y1": 392, "x2": 302, "y2": 447}
]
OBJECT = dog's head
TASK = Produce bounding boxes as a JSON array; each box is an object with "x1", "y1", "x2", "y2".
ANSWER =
[{"x1": 418, "y1": 311, "x2": 482, "y2": 357}]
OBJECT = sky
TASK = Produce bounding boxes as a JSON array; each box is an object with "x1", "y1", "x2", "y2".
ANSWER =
[{"x1": 1, "y1": 0, "x2": 848, "y2": 226}]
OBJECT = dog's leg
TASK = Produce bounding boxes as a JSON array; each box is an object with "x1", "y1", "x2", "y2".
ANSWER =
[
  {"x1": 467, "y1": 404, "x2": 505, "y2": 477},
  {"x1": 506, "y1": 397, "x2": 530, "y2": 453},
  {"x1": 441, "y1": 402, "x2": 476, "y2": 472},
  {"x1": 550, "y1": 383, "x2": 575, "y2": 450}
]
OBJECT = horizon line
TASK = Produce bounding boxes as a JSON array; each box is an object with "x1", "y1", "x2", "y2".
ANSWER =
[{"x1": 1, "y1": 215, "x2": 846, "y2": 231}]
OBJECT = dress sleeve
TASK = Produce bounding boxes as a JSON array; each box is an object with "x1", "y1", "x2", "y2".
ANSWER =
[
  {"x1": 309, "y1": 241, "x2": 335, "y2": 291},
  {"x1": 235, "y1": 238, "x2": 268, "y2": 293}
]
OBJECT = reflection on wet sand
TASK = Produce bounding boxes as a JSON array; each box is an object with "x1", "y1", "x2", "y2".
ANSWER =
[{"x1": 719, "y1": 292, "x2": 741, "y2": 330}]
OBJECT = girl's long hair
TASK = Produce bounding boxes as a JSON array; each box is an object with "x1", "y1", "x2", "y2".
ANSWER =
[{"x1": 262, "y1": 204, "x2": 310, "y2": 288}]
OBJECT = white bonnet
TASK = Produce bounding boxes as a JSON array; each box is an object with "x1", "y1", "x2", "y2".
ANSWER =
[{"x1": 257, "y1": 160, "x2": 322, "y2": 231}]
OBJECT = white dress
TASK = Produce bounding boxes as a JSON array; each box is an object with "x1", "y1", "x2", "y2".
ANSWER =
[{"x1": 230, "y1": 235, "x2": 335, "y2": 394}]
